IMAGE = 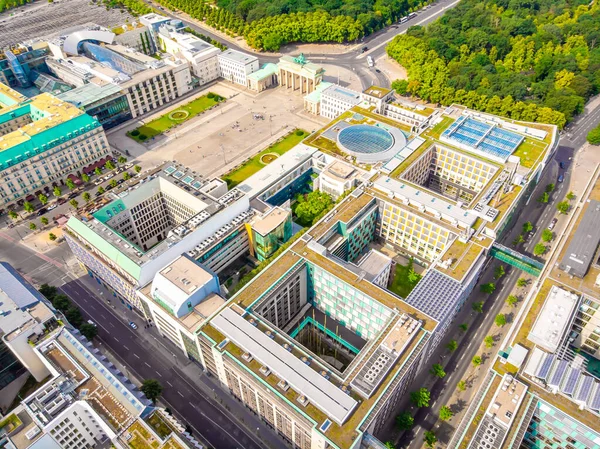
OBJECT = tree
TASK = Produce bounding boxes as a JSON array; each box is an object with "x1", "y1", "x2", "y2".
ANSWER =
[
  {"x1": 69, "y1": 199, "x2": 79, "y2": 209},
  {"x1": 541, "y1": 229, "x2": 554, "y2": 242},
  {"x1": 410, "y1": 388, "x2": 430, "y2": 408},
  {"x1": 538, "y1": 192, "x2": 549, "y2": 203},
  {"x1": 513, "y1": 234, "x2": 524, "y2": 247},
  {"x1": 49, "y1": 233, "x2": 57, "y2": 241},
  {"x1": 517, "y1": 278, "x2": 528, "y2": 287},
  {"x1": 424, "y1": 431, "x2": 437, "y2": 448},
  {"x1": 395, "y1": 411, "x2": 414, "y2": 430},
  {"x1": 494, "y1": 265, "x2": 505, "y2": 279},
  {"x1": 457, "y1": 380, "x2": 467, "y2": 391},
  {"x1": 534, "y1": 243, "x2": 547, "y2": 256},
  {"x1": 430, "y1": 364, "x2": 446, "y2": 378},
  {"x1": 8, "y1": 210, "x2": 18, "y2": 220},
  {"x1": 23, "y1": 202, "x2": 34, "y2": 213},
  {"x1": 110, "y1": 179, "x2": 118, "y2": 188},
  {"x1": 557, "y1": 201, "x2": 570, "y2": 214},
  {"x1": 94, "y1": 167, "x2": 102, "y2": 176},
  {"x1": 522, "y1": 222, "x2": 533, "y2": 233},
  {"x1": 65, "y1": 306, "x2": 83, "y2": 327},
  {"x1": 484, "y1": 335, "x2": 495, "y2": 348},
  {"x1": 506, "y1": 295, "x2": 518, "y2": 307},
  {"x1": 141, "y1": 379, "x2": 163, "y2": 404},
  {"x1": 495, "y1": 314, "x2": 507, "y2": 327},
  {"x1": 79, "y1": 323, "x2": 98, "y2": 340},
  {"x1": 39, "y1": 284, "x2": 57, "y2": 300},
  {"x1": 587, "y1": 126, "x2": 600, "y2": 145},
  {"x1": 81, "y1": 173, "x2": 90, "y2": 183},
  {"x1": 472, "y1": 355, "x2": 482, "y2": 367},
  {"x1": 53, "y1": 186, "x2": 62, "y2": 197},
  {"x1": 29, "y1": 222, "x2": 37, "y2": 231},
  {"x1": 65, "y1": 179, "x2": 76, "y2": 190},
  {"x1": 123, "y1": 172, "x2": 131, "y2": 181},
  {"x1": 480, "y1": 282, "x2": 495, "y2": 294},
  {"x1": 118, "y1": 156, "x2": 127, "y2": 164},
  {"x1": 40, "y1": 217, "x2": 49, "y2": 226},
  {"x1": 134, "y1": 165, "x2": 142, "y2": 173},
  {"x1": 566, "y1": 191, "x2": 575, "y2": 201},
  {"x1": 105, "y1": 161, "x2": 115, "y2": 171},
  {"x1": 83, "y1": 192, "x2": 91, "y2": 203},
  {"x1": 52, "y1": 294, "x2": 70, "y2": 311},
  {"x1": 294, "y1": 191, "x2": 334, "y2": 227},
  {"x1": 439, "y1": 405, "x2": 453, "y2": 421},
  {"x1": 392, "y1": 79, "x2": 409, "y2": 95},
  {"x1": 459, "y1": 323, "x2": 468, "y2": 333},
  {"x1": 545, "y1": 183, "x2": 555, "y2": 193},
  {"x1": 446, "y1": 340, "x2": 458, "y2": 352},
  {"x1": 472, "y1": 301, "x2": 484, "y2": 313},
  {"x1": 384, "y1": 443, "x2": 395, "y2": 449},
  {"x1": 38, "y1": 194, "x2": 48, "y2": 205}
]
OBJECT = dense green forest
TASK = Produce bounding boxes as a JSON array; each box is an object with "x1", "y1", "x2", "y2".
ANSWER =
[
  {"x1": 387, "y1": 0, "x2": 600, "y2": 127},
  {"x1": 0, "y1": 0, "x2": 29, "y2": 13},
  {"x1": 154, "y1": 0, "x2": 434, "y2": 50}
]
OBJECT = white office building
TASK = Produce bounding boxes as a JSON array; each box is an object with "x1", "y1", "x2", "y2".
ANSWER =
[
  {"x1": 320, "y1": 84, "x2": 362, "y2": 119},
  {"x1": 218, "y1": 49, "x2": 259, "y2": 86}
]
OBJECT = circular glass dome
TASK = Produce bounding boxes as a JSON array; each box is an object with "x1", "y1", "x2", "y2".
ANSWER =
[{"x1": 338, "y1": 125, "x2": 394, "y2": 154}]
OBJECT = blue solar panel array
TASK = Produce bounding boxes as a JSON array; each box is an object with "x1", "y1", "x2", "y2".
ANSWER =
[
  {"x1": 576, "y1": 375, "x2": 594, "y2": 402},
  {"x1": 536, "y1": 354, "x2": 555, "y2": 380},
  {"x1": 590, "y1": 387, "x2": 600, "y2": 411},
  {"x1": 442, "y1": 116, "x2": 523, "y2": 161},
  {"x1": 548, "y1": 359, "x2": 568, "y2": 387},
  {"x1": 562, "y1": 368, "x2": 581, "y2": 395}
]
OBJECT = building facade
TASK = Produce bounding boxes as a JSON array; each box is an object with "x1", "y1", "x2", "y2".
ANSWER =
[{"x1": 218, "y1": 49, "x2": 259, "y2": 86}]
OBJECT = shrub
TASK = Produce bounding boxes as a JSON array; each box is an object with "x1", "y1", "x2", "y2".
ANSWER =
[
  {"x1": 130, "y1": 129, "x2": 140, "y2": 136},
  {"x1": 207, "y1": 92, "x2": 215, "y2": 99},
  {"x1": 138, "y1": 134, "x2": 147, "y2": 141},
  {"x1": 295, "y1": 129, "x2": 304, "y2": 136}
]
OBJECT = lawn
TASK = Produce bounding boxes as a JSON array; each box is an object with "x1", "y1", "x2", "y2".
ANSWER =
[
  {"x1": 146, "y1": 412, "x2": 173, "y2": 439},
  {"x1": 512, "y1": 137, "x2": 547, "y2": 169},
  {"x1": 223, "y1": 129, "x2": 308, "y2": 189},
  {"x1": 426, "y1": 116, "x2": 454, "y2": 139},
  {"x1": 388, "y1": 263, "x2": 421, "y2": 298},
  {"x1": 127, "y1": 93, "x2": 224, "y2": 142}
]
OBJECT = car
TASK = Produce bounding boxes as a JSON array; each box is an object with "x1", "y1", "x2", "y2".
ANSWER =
[
  {"x1": 68, "y1": 192, "x2": 78, "y2": 199},
  {"x1": 548, "y1": 218, "x2": 558, "y2": 231},
  {"x1": 8, "y1": 223, "x2": 15, "y2": 229},
  {"x1": 94, "y1": 179, "x2": 103, "y2": 186},
  {"x1": 375, "y1": 69, "x2": 381, "y2": 73},
  {"x1": 559, "y1": 161, "x2": 565, "y2": 169},
  {"x1": 36, "y1": 208, "x2": 47, "y2": 216},
  {"x1": 57, "y1": 198, "x2": 67, "y2": 205},
  {"x1": 361, "y1": 46, "x2": 368, "y2": 53},
  {"x1": 117, "y1": 179, "x2": 124, "y2": 185},
  {"x1": 129, "y1": 321, "x2": 138, "y2": 330},
  {"x1": 95, "y1": 191, "x2": 102, "y2": 197},
  {"x1": 87, "y1": 320, "x2": 96, "y2": 327},
  {"x1": 48, "y1": 203, "x2": 57, "y2": 211},
  {"x1": 558, "y1": 174, "x2": 564, "y2": 183},
  {"x1": 400, "y1": 16, "x2": 408, "y2": 23}
]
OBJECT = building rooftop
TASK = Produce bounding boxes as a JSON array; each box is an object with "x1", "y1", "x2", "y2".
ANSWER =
[
  {"x1": 278, "y1": 55, "x2": 324, "y2": 76},
  {"x1": 158, "y1": 255, "x2": 215, "y2": 297},
  {"x1": 322, "y1": 85, "x2": 362, "y2": 105},
  {"x1": 362, "y1": 86, "x2": 391, "y2": 99},
  {"x1": 404, "y1": 269, "x2": 465, "y2": 321},
  {"x1": 0, "y1": 92, "x2": 100, "y2": 168},
  {"x1": 247, "y1": 63, "x2": 279, "y2": 82},
  {"x1": 0, "y1": 83, "x2": 27, "y2": 107},
  {"x1": 57, "y1": 82, "x2": 123, "y2": 109},
  {"x1": 251, "y1": 206, "x2": 289, "y2": 236},
  {"x1": 355, "y1": 250, "x2": 391, "y2": 281},
  {"x1": 303, "y1": 81, "x2": 334, "y2": 104},
  {"x1": 527, "y1": 285, "x2": 579, "y2": 353},
  {"x1": 558, "y1": 199, "x2": 600, "y2": 278},
  {"x1": 218, "y1": 48, "x2": 258, "y2": 65}
]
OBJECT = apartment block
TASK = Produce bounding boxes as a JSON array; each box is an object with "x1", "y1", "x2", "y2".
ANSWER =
[{"x1": 0, "y1": 87, "x2": 110, "y2": 208}]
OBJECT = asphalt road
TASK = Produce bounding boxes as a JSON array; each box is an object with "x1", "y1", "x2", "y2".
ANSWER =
[{"x1": 145, "y1": 0, "x2": 462, "y2": 89}]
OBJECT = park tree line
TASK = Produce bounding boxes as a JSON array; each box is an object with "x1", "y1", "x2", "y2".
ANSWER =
[
  {"x1": 152, "y1": 0, "x2": 435, "y2": 50},
  {"x1": 387, "y1": 0, "x2": 600, "y2": 128}
]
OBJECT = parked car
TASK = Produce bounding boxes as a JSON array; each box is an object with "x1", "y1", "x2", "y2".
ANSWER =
[
  {"x1": 58, "y1": 198, "x2": 67, "y2": 205},
  {"x1": 548, "y1": 218, "x2": 558, "y2": 230},
  {"x1": 48, "y1": 203, "x2": 58, "y2": 211},
  {"x1": 559, "y1": 161, "x2": 566, "y2": 169},
  {"x1": 129, "y1": 321, "x2": 138, "y2": 330},
  {"x1": 558, "y1": 174, "x2": 564, "y2": 183},
  {"x1": 36, "y1": 208, "x2": 47, "y2": 216},
  {"x1": 68, "y1": 192, "x2": 78, "y2": 199}
]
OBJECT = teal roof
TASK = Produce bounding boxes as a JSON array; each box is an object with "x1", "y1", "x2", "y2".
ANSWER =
[
  {"x1": 304, "y1": 81, "x2": 333, "y2": 103},
  {"x1": 94, "y1": 199, "x2": 127, "y2": 223},
  {"x1": 0, "y1": 91, "x2": 21, "y2": 108},
  {"x1": 247, "y1": 63, "x2": 279, "y2": 82},
  {"x1": 0, "y1": 104, "x2": 30, "y2": 125},
  {"x1": 67, "y1": 216, "x2": 142, "y2": 280},
  {"x1": 0, "y1": 112, "x2": 101, "y2": 170}
]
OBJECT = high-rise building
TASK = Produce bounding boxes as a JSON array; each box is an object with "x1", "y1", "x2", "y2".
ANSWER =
[{"x1": 0, "y1": 86, "x2": 110, "y2": 208}]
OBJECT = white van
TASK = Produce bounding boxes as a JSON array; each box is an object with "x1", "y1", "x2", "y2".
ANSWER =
[{"x1": 367, "y1": 56, "x2": 374, "y2": 67}]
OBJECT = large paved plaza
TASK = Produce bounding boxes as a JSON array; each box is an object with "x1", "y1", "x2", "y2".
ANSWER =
[{"x1": 109, "y1": 83, "x2": 327, "y2": 178}]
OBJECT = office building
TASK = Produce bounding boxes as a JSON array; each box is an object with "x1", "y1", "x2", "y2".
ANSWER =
[
  {"x1": 0, "y1": 88, "x2": 110, "y2": 208},
  {"x1": 248, "y1": 206, "x2": 293, "y2": 261},
  {"x1": 319, "y1": 84, "x2": 362, "y2": 119},
  {"x1": 218, "y1": 49, "x2": 259, "y2": 86},
  {"x1": 158, "y1": 25, "x2": 221, "y2": 86},
  {"x1": 0, "y1": 324, "x2": 200, "y2": 449},
  {"x1": 0, "y1": 43, "x2": 50, "y2": 89}
]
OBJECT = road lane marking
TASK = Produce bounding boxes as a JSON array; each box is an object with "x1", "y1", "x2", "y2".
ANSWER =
[
  {"x1": 144, "y1": 362, "x2": 151, "y2": 368},
  {"x1": 123, "y1": 345, "x2": 129, "y2": 350},
  {"x1": 114, "y1": 337, "x2": 119, "y2": 342},
  {"x1": 110, "y1": 322, "x2": 115, "y2": 328},
  {"x1": 178, "y1": 391, "x2": 184, "y2": 397},
  {"x1": 133, "y1": 353, "x2": 140, "y2": 358},
  {"x1": 156, "y1": 371, "x2": 162, "y2": 377},
  {"x1": 167, "y1": 381, "x2": 173, "y2": 387}
]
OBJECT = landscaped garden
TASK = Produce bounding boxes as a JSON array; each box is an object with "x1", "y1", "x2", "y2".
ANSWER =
[
  {"x1": 223, "y1": 128, "x2": 309, "y2": 189},
  {"x1": 127, "y1": 93, "x2": 224, "y2": 143},
  {"x1": 388, "y1": 259, "x2": 422, "y2": 298}
]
